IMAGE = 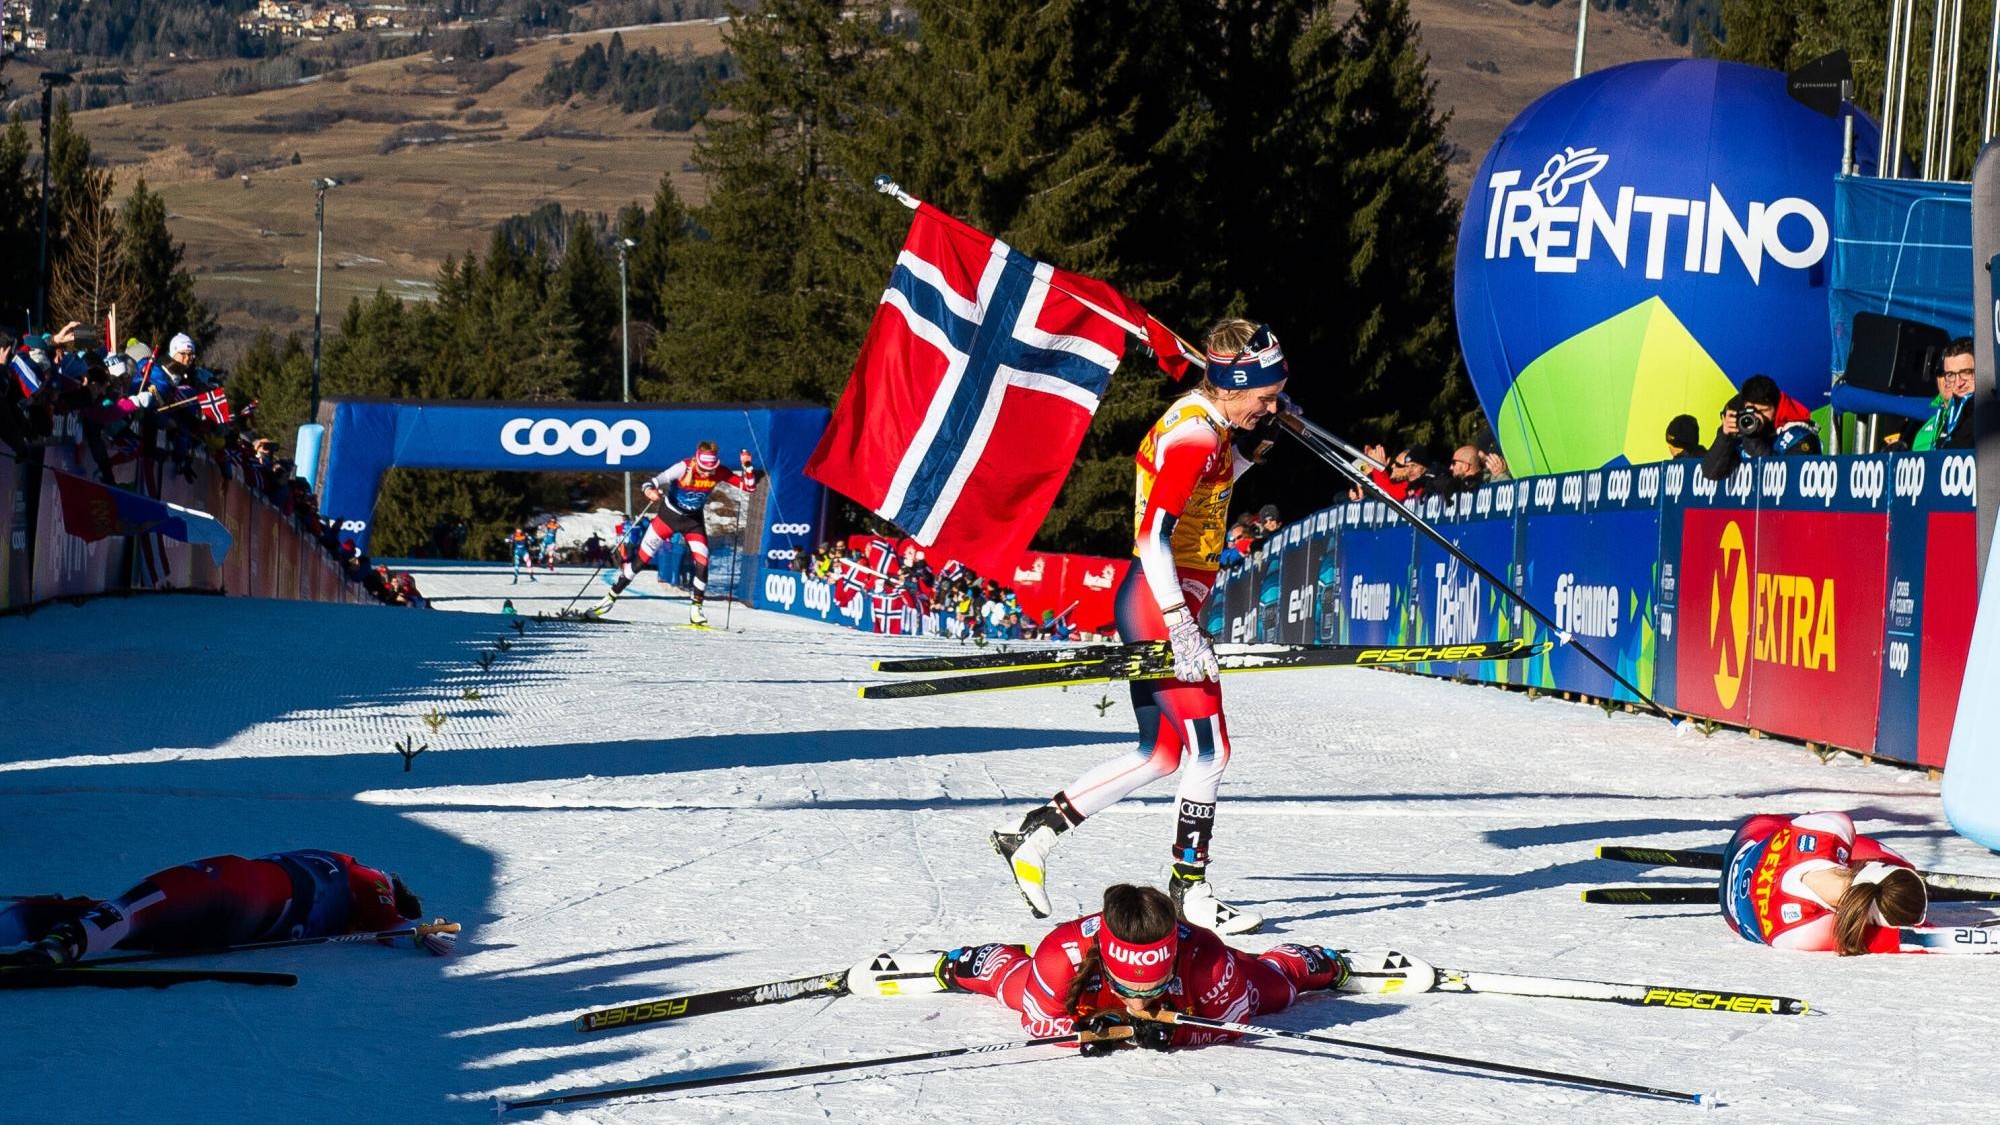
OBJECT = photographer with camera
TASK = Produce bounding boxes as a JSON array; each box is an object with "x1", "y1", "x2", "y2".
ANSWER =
[{"x1": 1701, "y1": 374, "x2": 1821, "y2": 481}]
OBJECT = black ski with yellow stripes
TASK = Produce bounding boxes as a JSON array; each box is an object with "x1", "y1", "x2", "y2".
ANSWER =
[{"x1": 862, "y1": 637, "x2": 1553, "y2": 699}]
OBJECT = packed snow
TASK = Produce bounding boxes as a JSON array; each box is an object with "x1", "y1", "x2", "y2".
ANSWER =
[{"x1": 3, "y1": 561, "x2": 1997, "y2": 1124}]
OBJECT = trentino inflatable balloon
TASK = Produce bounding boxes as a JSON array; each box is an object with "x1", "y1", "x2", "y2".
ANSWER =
[{"x1": 1455, "y1": 60, "x2": 1879, "y2": 474}]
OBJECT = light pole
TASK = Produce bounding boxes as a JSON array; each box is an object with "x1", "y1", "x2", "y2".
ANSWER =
[
  {"x1": 1572, "y1": 0, "x2": 1588, "y2": 80},
  {"x1": 310, "y1": 177, "x2": 340, "y2": 421},
  {"x1": 617, "y1": 236, "x2": 636, "y2": 519},
  {"x1": 34, "y1": 71, "x2": 72, "y2": 333}
]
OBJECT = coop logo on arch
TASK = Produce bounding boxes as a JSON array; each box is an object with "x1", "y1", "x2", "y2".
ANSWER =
[{"x1": 500, "y1": 418, "x2": 651, "y2": 466}]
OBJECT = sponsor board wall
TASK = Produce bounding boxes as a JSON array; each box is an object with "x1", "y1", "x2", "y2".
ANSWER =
[
  {"x1": 1, "y1": 444, "x2": 371, "y2": 612},
  {"x1": 1212, "y1": 452, "x2": 1975, "y2": 767}
]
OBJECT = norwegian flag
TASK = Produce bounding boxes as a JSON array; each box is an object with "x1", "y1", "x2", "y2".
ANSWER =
[
  {"x1": 196, "y1": 388, "x2": 233, "y2": 424},
  {"x1": 806, "y1": 202, "x2": 1152, "y2": 577}
]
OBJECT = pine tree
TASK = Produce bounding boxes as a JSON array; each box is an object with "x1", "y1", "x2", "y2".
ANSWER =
[
  {"x1": 119, "y1": 178, "x2": 217, "y2": 349},
  {"x1": 0, "y1": 116, "x2": 38, "y2": 327},
  {"x1": 225, "y1": 330, "x2": 312, "y2": 448},
  {"x1": 551, "y1": 213, "x2": 620, "y2": 401},
  {"x1": 645, "y1": 0, "x2": 907, "y2": 404}
]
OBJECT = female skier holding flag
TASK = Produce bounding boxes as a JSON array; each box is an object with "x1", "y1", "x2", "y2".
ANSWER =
[{"x1": 992, "y1": 318, "x2": 1292, "y2": 934}]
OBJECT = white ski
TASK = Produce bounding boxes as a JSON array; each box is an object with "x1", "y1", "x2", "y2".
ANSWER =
[
  {"x1": 1335, "y1": 950, "x2": 1807, "y2": 1015},
  {"x1": 1900, "y1": 925, "x2": 2000, "y2": 953},
  {"x1": 846, "y1": 950, "x2": 949, "y2": 997}
]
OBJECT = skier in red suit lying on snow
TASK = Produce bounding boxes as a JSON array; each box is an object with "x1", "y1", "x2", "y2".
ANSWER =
[
  {"x1": 1721, "y1": 811, "x2": 1928, "y2": 955},
  {"x1": 937, "y1": 883, "x2": 1351, "y2": 1051},
  {"x1": 0, "y1": 850, "x2": 447, "y2": 965}
]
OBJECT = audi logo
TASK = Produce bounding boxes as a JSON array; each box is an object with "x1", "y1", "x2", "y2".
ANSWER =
[
  {"x1": 768, "y1": 522, "x2": 813, "y2": 536},
  {"x1": 500, "y1": 418, "x2": 651, "y2": 466},
  {"x1": 1798, "y1": 461, "x2": 1841, "y2": 505}
]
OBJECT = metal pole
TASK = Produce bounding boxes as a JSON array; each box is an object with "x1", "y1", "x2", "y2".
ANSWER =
[
  {"x1": 1924, "y1": 0, "x2": 1945, "y2": 178},
  {"x1": 1897, "y1": 0, "x2": 1917, "y2": 176},
  {"x1": 618, "y1": 238, "x2": 635, "y2": 520},
  {"x1": 1883, "y1": 0, "x2": 1905, "y2": 171},
  {"x1": 310, "y1": 178, "x2": 338, "y2": 421},
  {"x1": 1985, "y1": 0, "x2": 2000, "y2": 141},
  {"x1": 1941, "y1": 0, "x2": 1964, "y2": 179},
  {"x1": 1573, "y1": 0, "x2": 1588, "y2": 80}
]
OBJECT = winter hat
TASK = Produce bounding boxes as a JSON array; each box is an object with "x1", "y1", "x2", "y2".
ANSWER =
[
  {"x1": 1098, "y1": 923, "x2": 1178, "y2": 992},
  {"x1": 1665, "y1": 414, "x2": 1700, "y2": 449},
  {"x1": 169, "y1": 333, "x2": 196, "y2": 358},
  {"x1": 1258, "y1": 504, "x2": 1281, "y2": 522},
  {"x1": 1203, "y1": 324, "x2": 1289, "y2": 390}
]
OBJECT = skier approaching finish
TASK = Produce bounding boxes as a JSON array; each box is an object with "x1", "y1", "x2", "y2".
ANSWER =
[
  {"x1": 591, "y1": 442, "x2": 757, "y2": 624},
  {"x1": 510, "y1": 527, "x2": 536, "y2": 584},
  {"x1": 993, "y1": 319, "x2": 1293, "y2": 934},
  {"x1": 540, "y1": 517, "x2": 561, "y2": 573},
  {"x1": 933, "y1": 883, "x2": 1350, "y2": 1051},
  {"x1": 1721, "y1": 811, "x2": 1929, "y2": 955},
  {"x1": 0, "y1": 850, "x2": 452, "y2": 965}
]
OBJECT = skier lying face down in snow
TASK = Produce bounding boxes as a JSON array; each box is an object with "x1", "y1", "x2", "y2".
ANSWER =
[
  {"x1": 936, "y1": 884, "x2": 1350, "y2": 1052},
  {"x1": 0, "y1": 850, "x2": 448, "y2": 965},
  {"x1": 1722, "y1": 811, "x2": 1928, "y2": 955}
]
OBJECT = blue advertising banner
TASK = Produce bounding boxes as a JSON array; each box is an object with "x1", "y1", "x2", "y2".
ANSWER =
[
  {"x1": 755, "y1": 567, "x2": 872, "y2": 630},
  {"x1": 317, "y1": 398, "x2": 830, "y2": 574},
  {"x1": 1829, "y1": 176, "x2": 1975, "y2": 373},
  {"x1": 1336, "y1": 502, "x2": 1415, "y2": 646}
]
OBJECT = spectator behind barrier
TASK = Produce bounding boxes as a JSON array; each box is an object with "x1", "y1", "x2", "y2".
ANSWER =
[
  {"x1": 1701, "y1": 374, "x2": 1821, "y2": 481},
  {"x1": 1255, "y1": 504, "x2": 1283, "y2": 541},
  {"x1": 1481, "y1": 448, "x2": 1511, "y2": 482},
  {"x1": 1665, "y1": 414, "x2": 1706, "y2": 460},
  {"x1": 1830, "y1": 336, "x2": 1976, "y2": 452}
]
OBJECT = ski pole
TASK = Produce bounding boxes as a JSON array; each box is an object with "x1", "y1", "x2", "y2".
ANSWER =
[
  {"x1": 1155, "y1": 1012, "x2": 1706, "y2": 1104},
  {"x1": 564, "y1": 502, "x2": 655, "y2": 613},
  {"x1": 1278, "y1": 414, "x2": 1677, "y2": 724},
  {"x1": 21, "y1": 921, "x2": 459, "y2": 968},
  {"x1": 497, "y1": 1030, "x2": 1106, "y2": 1112}
]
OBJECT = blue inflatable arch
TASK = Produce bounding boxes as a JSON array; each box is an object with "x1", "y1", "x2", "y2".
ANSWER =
[{"x1": 310, "y1": 397, "x2": 831, "y2": 570}]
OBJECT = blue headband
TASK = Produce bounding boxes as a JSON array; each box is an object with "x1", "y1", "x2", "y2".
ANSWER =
[{"x1": 1204, "y1": 324, "x2": 1288, "y2": 389}]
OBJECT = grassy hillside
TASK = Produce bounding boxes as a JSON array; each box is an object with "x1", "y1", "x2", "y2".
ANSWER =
[
  {"x1": 67, "y1": 7, "x2": 1684, "y2": 346},
  {"x1": 76, "y1": 20, "x2": 726, "y2": 341}
]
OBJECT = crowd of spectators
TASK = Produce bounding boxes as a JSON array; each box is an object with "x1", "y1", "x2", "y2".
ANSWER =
[
  {"x1": 0, "y1": 320, "x2": 423, "y2": 608},
  {"x1": 795, "y1": 539, "x2": 1081, "y2": 641},
  {"x1": 1342, "y1": 440, "x2": 1511, "y2": 505}
]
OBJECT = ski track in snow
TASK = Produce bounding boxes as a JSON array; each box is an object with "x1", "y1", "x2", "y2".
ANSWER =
[{"x1": 3, "y1": 561, "x2": 1998, "y2": 1124}]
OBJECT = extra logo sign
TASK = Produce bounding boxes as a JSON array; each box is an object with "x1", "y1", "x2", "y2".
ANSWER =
[{"x1": 1709, "y1": 520, "x2": 1750, "y2": 709}]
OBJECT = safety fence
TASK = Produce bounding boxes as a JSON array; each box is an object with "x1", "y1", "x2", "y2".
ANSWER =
[
  {"x1": 1205, "y1": 452, "x2": 1977, "y2": 769},
  {"x1": 756, "y1": 542, "x2": 1130, "y2": 639},
  {"x1": 0, "y1": 444, "x2": 372, "y2": 613}
]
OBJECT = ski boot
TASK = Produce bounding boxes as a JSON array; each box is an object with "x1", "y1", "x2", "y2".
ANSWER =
[
  {"x1": 991, "y1": 806, "x2": 1069, "y2": 918},
  {"x1": 1170, "y1": 863, "x2": 1264, "y2": 934},
  {"x1": 587, "y1": 591, "x2": 618, "y2": 618},
  {"x1": 688, "y1": 604, "x2": 709, "y2": 627}
]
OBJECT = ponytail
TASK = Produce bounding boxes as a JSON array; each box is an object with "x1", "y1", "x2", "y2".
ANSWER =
[
  {"x1": 1834, "y1": 867, "x2": 1927, "y2": 956},
  {"x1": 1064, "y1": 947, "x2": 1103, "y2": 1016}
]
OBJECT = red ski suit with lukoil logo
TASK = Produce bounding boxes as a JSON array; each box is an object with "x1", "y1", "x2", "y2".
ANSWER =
[
  {"x1": 952, "y1": 912, "x2": 1340, "y2": 1047},
  {"x1": 1720, "y1": 812, "x2": 1915, "y2": 953}
]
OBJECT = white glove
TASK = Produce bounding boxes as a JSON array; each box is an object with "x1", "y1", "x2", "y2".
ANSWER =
[{"x1": 1164, "y1": 607, "x2": 1219, "y2": 682}]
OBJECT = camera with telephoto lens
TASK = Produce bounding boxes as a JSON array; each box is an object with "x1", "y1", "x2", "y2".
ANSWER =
[{"x1": 1734, "y1": 405, "x2": 1766, "y2": 438}]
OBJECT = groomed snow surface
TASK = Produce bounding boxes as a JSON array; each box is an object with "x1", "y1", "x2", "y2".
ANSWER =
[{"x1": 3, "y1": 561, "x2": 1997, "y2": 1124}]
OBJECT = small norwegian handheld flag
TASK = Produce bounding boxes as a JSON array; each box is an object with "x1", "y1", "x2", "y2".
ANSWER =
[
  {"x1": 806, "y1": 201, "x2": 1152, "y2": 578},
  {"x1": 196, "y1": 387, "x2": 233, "y2": 424}
]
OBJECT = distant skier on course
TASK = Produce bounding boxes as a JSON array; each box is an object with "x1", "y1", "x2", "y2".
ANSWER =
[{"x1": 592, "y1": 442, "x2": 757, "y2": 625}]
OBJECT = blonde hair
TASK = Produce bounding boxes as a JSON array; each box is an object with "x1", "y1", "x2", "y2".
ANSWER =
[{"x1": 1199, "y1": 318, "x2": 1261, "y2": 399}]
